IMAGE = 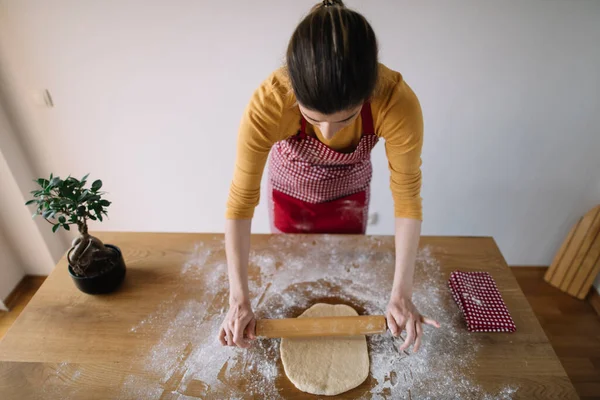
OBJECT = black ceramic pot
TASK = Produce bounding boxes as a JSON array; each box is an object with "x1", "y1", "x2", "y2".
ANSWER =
[{"x1": 68, "y1": 244, "x2": 126, "y2": 294}]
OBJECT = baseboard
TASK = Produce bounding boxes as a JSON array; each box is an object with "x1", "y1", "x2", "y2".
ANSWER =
[
  {"x1": 3, "y1": 277, "x2": 26, "y2": 311},
  {"x1": 3, "y1": 275, "x2": 46, "y2": 311}
]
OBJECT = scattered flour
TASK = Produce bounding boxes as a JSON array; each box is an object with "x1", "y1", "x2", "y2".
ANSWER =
[
  {"x1": 41, "y1": 361, "x2": 86, "y2": 398},
  {"x1": 122, "y1": 235, "x2": 518, "y2": 399}
]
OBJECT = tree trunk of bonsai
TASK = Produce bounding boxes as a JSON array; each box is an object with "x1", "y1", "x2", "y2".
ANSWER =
[{"x1": 67, "y1": 221, "x2": 113, "y2": 277}]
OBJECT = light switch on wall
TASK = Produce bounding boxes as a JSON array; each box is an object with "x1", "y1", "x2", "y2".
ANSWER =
[
  {"x1": 31, "y1": 89, "x2": 54, "y2": 108},
  {"x1": 367, "y1": 212, "x2": 379, "y2": 226}
]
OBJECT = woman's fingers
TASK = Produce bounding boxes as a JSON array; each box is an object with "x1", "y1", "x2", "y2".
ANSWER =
[
  {"x1": 233, "y1": 320, "x2": 249, "y2": 348},
  {"x1": 422, "y1": 316, "x2": 441, "y2": 328},
  {"x1": 225, "y1": 326, "x2": 234, "y2": 346},
  {"x1": 398, "y1": 319, "x2": 416, "y2": 351},
  {"x1": 413, "y1": 321, "x2": 423, "y2": 352},
  {"x1": 386, "y1": 312, "x2": 400, "y2": 336},
  {"x1": 386, "y1": 296, "x2": 438, "y2": 354},
  {"x1": 219, "y1": 301, "x2": 256, "y2": 349},
  {"x1": 218, "y1": 326, "x2": 227, "y2": 346},
  {"x1": 245, "y1": 318, "x2": 257, "y2": 341}
]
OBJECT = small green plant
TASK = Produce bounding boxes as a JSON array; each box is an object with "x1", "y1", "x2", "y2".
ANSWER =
[{"x1": 26, "y1": 174, "x2": 115, "y2": 276}]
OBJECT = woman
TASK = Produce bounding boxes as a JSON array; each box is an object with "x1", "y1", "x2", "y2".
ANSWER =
[{"x1": 219, "y1": 0, "x2": 440, "y2": 352}]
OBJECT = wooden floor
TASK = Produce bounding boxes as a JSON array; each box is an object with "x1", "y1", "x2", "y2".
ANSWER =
[
  {"x1": 1, "y1": 270, "x2": 600, "y2": 398},
  {"x1": 512, "y1": 267, "x2": 600, "y2": 400}
]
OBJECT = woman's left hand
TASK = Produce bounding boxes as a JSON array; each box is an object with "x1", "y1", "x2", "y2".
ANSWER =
[{"x1": 386, "y1": 290, "x2": 440, "y2": 353}]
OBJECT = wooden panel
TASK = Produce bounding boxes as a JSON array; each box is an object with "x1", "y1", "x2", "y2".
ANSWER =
[
  {"x1": 0, "y1": 233, "x2": 577, "y2": 399},
  {"x1": 545, "y1": 205, "x2": 600, "y2": 299},
  {"x1": 545, "y1": 221, "x2": 581, "y2": 285},
  {"x1": 568, "y1": 207, "x2": 600, "y2": 298},
  {"x1": 575, "y1": 238, "x2": 600, "y2": 299},
  {"x1": 588, "y1": 289, "x2": 600, "y2": 316}
]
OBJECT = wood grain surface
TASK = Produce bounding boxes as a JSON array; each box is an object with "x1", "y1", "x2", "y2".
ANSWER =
[
  {"x1": 256, "y1": 315, "x2": 387, "y2": 338},
  {"x1": 0, "y1": 233, "x2": 578, "y2": 399},
  {"x1": 514, "y1": 266, "x2": 600, "y2": 400},
  {"x1": 545, "y1": 204, "x2": 600, "y2": 299}
]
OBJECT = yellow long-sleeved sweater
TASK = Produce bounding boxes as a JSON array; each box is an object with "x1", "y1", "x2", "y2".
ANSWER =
[{"x1": 226, "y1": 63, "x2": 423, "y2": 220}]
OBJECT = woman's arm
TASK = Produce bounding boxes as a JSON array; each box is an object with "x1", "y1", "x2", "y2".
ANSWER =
[
  {"x1": 220, "y1": 73, "x2": 287, "y2": 348},
  {"x1": 387, "y1": 218, "x2": 440, "y2": 352},
  {"x1": 392, "y1": 217, "x2": 421, "y2": 297},
  {"x1": 373, "y1": 74, "x2": 439, "y2": 351},
  {"x1": 219, "y1": 219, "x2": 256, "y2": 348},
  {"x1": 226, "y1": 219, "x2": 252, "y2": 304}
]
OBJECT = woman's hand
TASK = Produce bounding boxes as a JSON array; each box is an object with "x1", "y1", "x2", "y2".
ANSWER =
[
  {"x1": 219, "y1": 300, "x2": 256, "y2": 348},
  {"x1": 386, "y1": 290, "x2": 440, "y2": 352}
]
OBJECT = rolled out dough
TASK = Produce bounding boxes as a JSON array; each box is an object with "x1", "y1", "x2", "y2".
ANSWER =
[{"x1": 280, "y1": 303, "x2": 369, "y2": 396}]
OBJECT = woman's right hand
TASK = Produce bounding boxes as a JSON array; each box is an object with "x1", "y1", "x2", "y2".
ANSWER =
[{"x1": 218, "y1": 300, "x2": 256, "y2": 348}]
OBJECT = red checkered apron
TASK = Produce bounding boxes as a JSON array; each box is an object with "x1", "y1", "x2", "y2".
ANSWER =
[{"x1": 268, "y1": 103, "x2": 379, "y2": 234}]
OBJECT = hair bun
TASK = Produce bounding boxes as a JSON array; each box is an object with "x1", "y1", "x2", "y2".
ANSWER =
[
  {"x1": 321, "y1": 0, "x2": 345, "y2": 8},
  {"x1": 311, "y1": 0, "x2": 345, "y2": 13}
]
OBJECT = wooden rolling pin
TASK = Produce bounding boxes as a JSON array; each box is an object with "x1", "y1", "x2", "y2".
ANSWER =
[{"x1": 255, "y1": 315, "x2": 387, "y2": 338}]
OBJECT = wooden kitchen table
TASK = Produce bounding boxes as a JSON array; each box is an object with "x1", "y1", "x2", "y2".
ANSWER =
[{"x1": 0, "y1": 233, "x2": 578, "y2": 399}]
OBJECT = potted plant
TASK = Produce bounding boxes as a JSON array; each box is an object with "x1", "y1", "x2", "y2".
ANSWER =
[{"x1": 26, "y1": 174, "x2": 126, "y2": 294}]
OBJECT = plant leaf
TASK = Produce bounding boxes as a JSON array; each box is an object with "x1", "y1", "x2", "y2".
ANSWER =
[
  {"x1": 91, "y1": 180, "x2": 103, "y2": 191},
  {"x1": 58, "y1": 216, "x2": 66, "y2": 223},
  {"x1": 81, "y1": 173, "x2": 89, "y2": 182},
  {"x1": 52, "y1": 224, "x2": 60, "y2": 233},
  {"x1": 63, "y1": 224, "x2": 70, "y2": 231},
  {"x1": 78, "y1": 190, "x2": 90, "y2": 202},
  {"x1": 65, "y1": 190, "x2": 77, "y2": 201},
  {"x1": 25, "y1": 199, "x2": 36, "y2": 205}
]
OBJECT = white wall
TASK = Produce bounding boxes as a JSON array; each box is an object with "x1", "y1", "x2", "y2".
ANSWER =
[
  {"x1": 0, "y1": 145, "x2": 58, "y2": 275},
  {"x1": 0, "y1": 222, "x2": 24, "y2": 306},
  {"x1": 0, "y1": 85, "x2": 68, "y2": 276},
  {"x1": 0, "y1": 0, "x2": 598, "y2": 267},
  {"x1": 0, "y1": 148, "x2": 25, "y2": 304}
]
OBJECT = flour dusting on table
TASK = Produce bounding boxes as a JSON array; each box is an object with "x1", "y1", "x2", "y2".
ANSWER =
[{"x1": 123, "y1": 235, "x2": 517, "y2": 399}]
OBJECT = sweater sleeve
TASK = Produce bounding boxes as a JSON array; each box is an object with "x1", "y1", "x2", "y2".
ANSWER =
[
  {"x1": 225, "y1": 78, "x2": 285, "y2": 219},
  {"x1": 378, "y1": 81, "x2": 424, "y2": 220}
]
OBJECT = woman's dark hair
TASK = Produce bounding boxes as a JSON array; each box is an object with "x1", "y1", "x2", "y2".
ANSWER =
[{"x1": 286, "y1": 0, "x2": 378, "y2": 114}]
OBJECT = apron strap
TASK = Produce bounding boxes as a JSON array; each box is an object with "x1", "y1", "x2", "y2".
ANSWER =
[
  {"x1": 360, "y1": 102, "x2": 375, "y2": 136},
  {"x1": 297, "y1": 117, "x2": 308, "y2": 140}
]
